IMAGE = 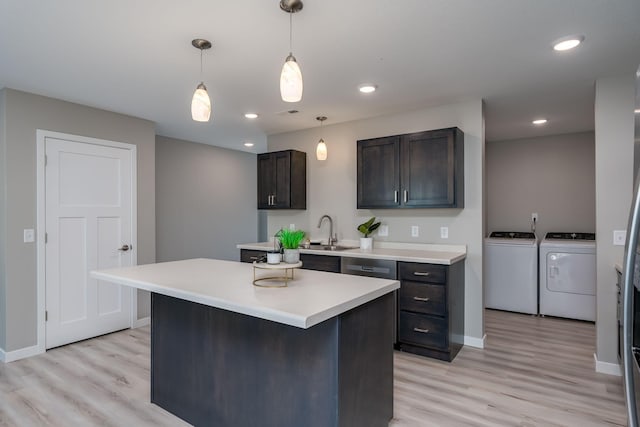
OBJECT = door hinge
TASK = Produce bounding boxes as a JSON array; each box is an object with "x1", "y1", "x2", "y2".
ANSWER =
[{"x1": 45, "y1": 311, "x2": 48, "y2": 322}]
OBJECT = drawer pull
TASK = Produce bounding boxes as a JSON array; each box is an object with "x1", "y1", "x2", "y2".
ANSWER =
[
  {"x1": 413, "y1": 296, "x2": 430, "y2": 302},
  {"x1": 413, "y1": 272, "x2": 431, "y2": 276},
  {"x1": 250, "y1": 256, "x2": 259, "y2": 260},
  {"x1": 413, "y1": 327, "x2": 430, "y2": 334}
]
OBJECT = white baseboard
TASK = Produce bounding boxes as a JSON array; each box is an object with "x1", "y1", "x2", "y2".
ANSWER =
[
  {"x1": 132, "y1": 316, "x2": 150, "y2": 329},
  {"x1": 0, "y1": 344, "x2": 44, "y2": 363},
  {"x1": 594, "y1": 353, "x2": 622, "y2": 376},
  {"x1": 464, "y1": 334, "x2": 486, "y2": 349}
]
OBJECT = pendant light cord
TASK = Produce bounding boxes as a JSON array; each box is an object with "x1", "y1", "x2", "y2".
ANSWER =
[
  {"x1": 199, "y1": 48, "x2": 203, "y2": 82},
  {"x1": 289, "y1": 11, "x2": 293, "y2": 55}
]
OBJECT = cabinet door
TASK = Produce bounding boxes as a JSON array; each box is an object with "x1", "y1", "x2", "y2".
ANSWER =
[
  {"x1": 272, "y1": 151, "x2": 291, "y2": 208},
  {"x1": 257, "y1": 153, "x2": 274, "y2": 209},
  {"x1": 357, "y1": 136, "x2": 400, "y2": 208},
  {"x1": 401, "y1": 129, "x2": 456, "y2": 207}
]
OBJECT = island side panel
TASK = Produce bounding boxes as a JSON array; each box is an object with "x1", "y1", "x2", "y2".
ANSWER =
[
  {"x1": 151, "y1": 293, "x2": 340, "y2": 427},
  {"x1": 338, "y1": 293, "x2": 395, "y2": 427}
]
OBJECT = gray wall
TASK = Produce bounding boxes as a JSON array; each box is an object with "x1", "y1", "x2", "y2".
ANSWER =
[
  {"x1": 0, "y1": 90, "x2": 6, "y2": 350},
  {"x1": 595, "y1": 75, "x2": 635, "y2": 366},
  {"x1": 266, "y1": 100, "x2": 486, "y2": 343},
  {"x1": 156, "y1": 136, "x2": 258, "y2": 262},
  {"x1": 486, "y1": 132, "x2": 596, "y2": 239},
  {"x1": 0, "y1": 88, "x2": 156, "y2": 352}
]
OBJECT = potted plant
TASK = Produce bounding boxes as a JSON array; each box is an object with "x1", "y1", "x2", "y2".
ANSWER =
[
  {"x1": 277, "y1": 229, "x2": 306, "y2": 263},
  {"x1": 357, "y1": 217, "x2": 381, "y2": 250}
]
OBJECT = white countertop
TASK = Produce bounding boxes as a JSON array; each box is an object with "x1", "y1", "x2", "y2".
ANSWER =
[
  {"x1": 91, "y1": 258, "x2": 399, "y2": 329},
  {"x1": 237, "y1": 241, "x2": 466, "y2": 265}
]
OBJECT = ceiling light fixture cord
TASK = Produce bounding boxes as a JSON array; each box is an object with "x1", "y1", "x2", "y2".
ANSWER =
[{"x1": 289, "y1": 11, "x2": 293, "y2": 54}]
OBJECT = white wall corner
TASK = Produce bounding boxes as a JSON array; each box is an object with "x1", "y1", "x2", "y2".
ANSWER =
[
  {"x1": 132, "y1": 316, "x2": 150, "y2": 329},
  {"x1": 594, "y1": 353, "x2": 622, "y2": 376},
  {"x1": 465, "y1": 334, "x2": 486, "y2": 349},
  {"x1": 0, "y1": 344, "x2": 44, "y2": 363}
]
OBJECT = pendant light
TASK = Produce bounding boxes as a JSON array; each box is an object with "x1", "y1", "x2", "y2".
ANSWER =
[
  {"x1": 316, "y1": 116, "x2": 327, "y2": 161},
  {"x1": 191, "y1": 38, "x2": 212, "y2": 122},
  {"x1": 279, "y1": 0, "x2": 303, "y2": 103}
]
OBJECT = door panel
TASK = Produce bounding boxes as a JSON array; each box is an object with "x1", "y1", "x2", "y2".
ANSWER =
[
  {"x1": 45, "y1": 137, "x2": 133, "y2": 349},
  {"x1": 357, "y1": 137, "x2": 400, "y2": 208},
  {"x1": 546, "y1": 252, "x2": 596, "y2": 295},
  {"x1": 273, "y1": 151, "x2": 291, "y2": 208}
]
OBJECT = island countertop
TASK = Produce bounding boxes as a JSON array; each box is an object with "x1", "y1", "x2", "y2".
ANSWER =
[{"x1": 91, "y1": 258, "x2": 399, "y2": 329}]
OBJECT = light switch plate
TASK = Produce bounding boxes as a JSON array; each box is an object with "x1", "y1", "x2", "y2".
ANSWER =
[
  {"x1": 378, "y1": 225, "x2": 389, "y2": 236},
  {"x1": 613, "y1": 230, "x2": 626, "y2": 246},
  {"x1": 440, "y1": 227, "x2": 449, "y2": 239},
  {"x1": 24, "y1": 229, "x2": 35, "y2": 243},
  {"x1": 411, "y1": 226, "x2": 419, "y2": 238}
]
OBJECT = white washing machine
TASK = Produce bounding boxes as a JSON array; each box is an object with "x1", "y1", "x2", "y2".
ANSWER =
[
  {"x1": 485, "y1": 231, "x2": 538, "y2": 315},
  {"x1": 539, "y1": 232, "x2": 596, "y2": 321}
]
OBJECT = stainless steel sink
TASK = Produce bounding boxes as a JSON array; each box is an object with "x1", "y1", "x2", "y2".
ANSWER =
[{"x1": 307, "y1": 245, "x2": 358, "y2": 251}]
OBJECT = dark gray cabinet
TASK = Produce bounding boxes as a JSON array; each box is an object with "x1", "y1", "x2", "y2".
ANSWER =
[
  {"x1": 357, "y1": 127, "x2": 464, "y2": 209},
  {"x1": 258, "y1": 150, "x2": 306, "y2": 210},
  {"x1": 240, "y1": 249, "x2": 341, "y2": 273},
  {"x1": 395, "y1": 261, "x2": 465, "y2": 361}
]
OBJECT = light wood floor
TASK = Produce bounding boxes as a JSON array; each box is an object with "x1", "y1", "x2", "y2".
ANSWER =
[{"x1": 0, "y1": 309, "x2": 627, "y2": 426}]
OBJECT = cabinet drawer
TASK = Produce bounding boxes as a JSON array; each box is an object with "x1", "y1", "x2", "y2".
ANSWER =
[
  {"x1": 240, "y1": 249, "x2": 267, "y2": 263},
  {"x1": 399, "y1": 262, "x2": 446, "y2": 284},
  {"x1": 300, "y1": 253, "x2": 341, "y2": 273},
  {"x1": 399, "y1": 281, "x2": 445, "y2": 316},
  {"x1": 398, "y1": 311, "x2": 447, "y2": 350}
]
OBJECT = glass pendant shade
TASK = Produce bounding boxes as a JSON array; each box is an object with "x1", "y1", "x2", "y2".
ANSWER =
[
  {"x1": 191, "y1": 82, "x2": 211, "y2": 122},
  {"x1": 316, "y1": 138, "x2": 327, "y2": 161},
  {"x1": 280, "y1": 54, "x2": 303, "y2": 102}
]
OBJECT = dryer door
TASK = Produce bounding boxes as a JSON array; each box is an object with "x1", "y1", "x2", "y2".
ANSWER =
[{"x1": 546, "y1": 252, "x2": 596, "y2": 295}]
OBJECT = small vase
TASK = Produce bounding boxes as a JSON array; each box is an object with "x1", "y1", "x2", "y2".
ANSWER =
[
  {"x1": 283, "y1": 248, "x2": 300, "y2": 264},
  {"x1": 360, "y1": 237, "x2": 373, "y2": 251}
]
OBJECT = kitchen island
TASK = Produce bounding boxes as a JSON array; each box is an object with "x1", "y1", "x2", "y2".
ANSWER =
[{"x1": 91, "y1": 258, "x2": 400, "y2": 427}]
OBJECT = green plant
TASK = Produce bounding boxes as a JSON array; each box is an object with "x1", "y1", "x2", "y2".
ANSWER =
[
  {"x1": 357, "y1": 217, "x2": 381, "y2": 238},
  {"x1": 277, "y1": 229, "x2": 306, "y2": 249}
]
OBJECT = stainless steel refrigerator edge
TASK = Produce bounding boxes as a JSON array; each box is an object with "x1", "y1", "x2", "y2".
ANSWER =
[{"x1": 622, "y1": 63, "x2": 640, "y2": 427}]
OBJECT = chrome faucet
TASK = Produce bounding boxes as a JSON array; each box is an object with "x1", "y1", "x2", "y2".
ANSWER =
[{"x1": 318, "y1": 215, "x2": 337, "y2": 246}]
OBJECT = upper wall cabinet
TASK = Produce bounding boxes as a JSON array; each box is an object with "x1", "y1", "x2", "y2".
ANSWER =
[
  {"x1": 357, "y1": 127, "x2": 464, "y2": 209},
  {"x1": 257, "y1": 149, "x2": 306, "y2": 210}
]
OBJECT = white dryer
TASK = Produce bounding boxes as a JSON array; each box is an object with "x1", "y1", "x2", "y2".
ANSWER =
[
  {"x1": 485, "y1": 231, "x2": 538, "y2": 315},
  {"x1": 539, "y1": 232, "x2": 596, "y2": 321}
]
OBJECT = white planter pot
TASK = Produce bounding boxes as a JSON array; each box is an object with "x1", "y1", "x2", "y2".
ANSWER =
[
  {"x1": 266, "y1": 251, "x2": 282, "y2": 264},
  {"x1": 283, "y1": 248, "x2": 300, "y2": 264},
  {"x1": 360, "y1": 237, "x2": 373, "y2": 251}
]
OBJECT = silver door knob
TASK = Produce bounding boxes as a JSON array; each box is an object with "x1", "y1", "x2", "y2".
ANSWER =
[{"x1": 118, "y1": 244, "x2": 131, "y2": 252}]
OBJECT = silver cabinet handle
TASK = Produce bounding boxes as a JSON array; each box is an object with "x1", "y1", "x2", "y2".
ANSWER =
[
  {"x1": 413, "y1": 296, "x2": 430, "y2": 302},
  {"x1": 118, "y1": 244, "x2": 131, "y2": 252},
  {"x1": 394, "y1": 190, "x2": 398, "y2": 203},
  {"x1": 250, "y1": 256, "x2": 259, "y2": 260},
  {"x1": 404, "y1": 190, "x2": 408, "y2": 203},
  {"x1": 413, "y1": 327, "x2": 430, "y2": 334},
  {"x1": 413, "y1": 272, "x2": 431, "y2": 276}
]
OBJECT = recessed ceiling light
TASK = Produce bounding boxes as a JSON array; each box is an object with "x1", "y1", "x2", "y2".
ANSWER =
[
  {"x1": 553, "y1": 35, "x2": 585, "y2": 51},
  {"x1": 532, "y1": 119, "x2": 548, "y2": 125},
  {"x1": 244, "y1": 142, "x2": 254, "y2": 147},
  {"x1": 244, "y1": 113, "x2": 258, "y2": 119},
  {"x1": 358, "y1": 84, "x2": 377, "y2": 94}
]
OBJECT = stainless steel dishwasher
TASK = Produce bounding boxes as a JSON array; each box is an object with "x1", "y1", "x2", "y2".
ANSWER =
[{"x1": 341, "y1": 257, "x2": 398, "y2": 342}]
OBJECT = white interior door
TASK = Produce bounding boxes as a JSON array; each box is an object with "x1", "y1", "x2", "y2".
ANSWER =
[{"x1": 45, "y1": 136, "x2": 134, "y2": 349}]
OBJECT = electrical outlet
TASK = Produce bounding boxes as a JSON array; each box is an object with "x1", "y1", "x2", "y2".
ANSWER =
[
  {"x1": 378, "y1": 225, "x2": 389, "y2": 237},
  {"x1": 531, "y1": 213, "x2": 538, "y2": 222},
  {"x1": 440, "y1": 227, "x2": 449, "y2": 239},
  {"x1": 411, "y1": 226, "x2": 419, "y2": 238},
  {"x1": 23, "y1": 229, "x2": 35, "y2": 243},
  {"x1": 289, "y1": 223, "x2": 295, "y2": 230},
  {"x1": 614, "y1": 230, "x2": 626, "y2": 246}
]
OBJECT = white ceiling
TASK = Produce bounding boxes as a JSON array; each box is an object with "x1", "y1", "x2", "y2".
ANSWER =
[{"x1": 1, "y1": 0, "x2": 639, "y2": 153}]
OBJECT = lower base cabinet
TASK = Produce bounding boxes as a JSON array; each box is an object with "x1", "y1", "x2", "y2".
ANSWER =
[
  {"x1": 239, "y1": 249, "x2": 341, "y2": 273},
  {"x1": 241, "y1": 249, "x2": 465, "y2": 362},
  {"x1": 395, "y1": 261, "x2": 465, "y2": 362}
]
